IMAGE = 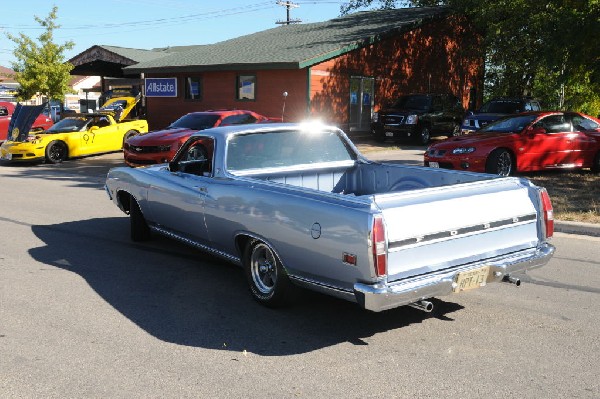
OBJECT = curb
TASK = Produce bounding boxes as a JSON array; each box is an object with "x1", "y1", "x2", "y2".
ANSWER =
[{"x1": 554, "y1": 220, "x2": 600, "y2": 237}]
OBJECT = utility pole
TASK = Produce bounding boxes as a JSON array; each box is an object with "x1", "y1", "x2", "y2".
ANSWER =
[{"x1": 276, "y1": 1, "x2": 301, "y2": 25}]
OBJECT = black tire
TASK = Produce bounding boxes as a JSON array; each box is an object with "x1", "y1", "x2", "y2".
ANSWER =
[
  {"x1": 415, "y1": 125, "x2": 430, "y2": 145},
  {"x1": 450, "y1": 122, "x2": 461, "y2": 137},
  {"x1": 123, "y1": 130, "x2": 138, "y2": 147},
  {"x1": 592, "y1": 152, "x2": 600, "y2": 173},
  {"x1": 130, "y1": 197, "x2": 151, "y2": 242},
  {"x1": 243, "y1": 240, "x2": 292, "y2": 307},
  {"x1": 485, "y1": 149, "x2": 514, "y2": 176},
  {"x1": 45, "y1": 140, "x2": 68, "y2": 164}
]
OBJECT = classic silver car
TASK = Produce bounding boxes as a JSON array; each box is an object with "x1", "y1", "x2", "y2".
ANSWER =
[{"x1": 105, "y1": 122, "x2": 555, "y2": 312}]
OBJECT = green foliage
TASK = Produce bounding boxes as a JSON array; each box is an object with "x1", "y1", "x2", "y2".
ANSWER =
[
  {"x1": 6, "y1": 6, "x2": 75, "y2": 102},
  {"x1": 341, "y1": 0, "x2": 600, "y2": 115}
]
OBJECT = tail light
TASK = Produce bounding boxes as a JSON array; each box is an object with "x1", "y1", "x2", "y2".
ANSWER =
[
  {"x1": 540, "y1": 188, "x2": 554, "y2": 238},
  {"x1": 372, "y1": 215, "x2": 387, "y2": 277}
]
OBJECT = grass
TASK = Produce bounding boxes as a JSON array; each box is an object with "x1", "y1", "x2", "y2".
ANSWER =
[{"x1": 521, "y1": 170, "x2": 600, "y2": 224}]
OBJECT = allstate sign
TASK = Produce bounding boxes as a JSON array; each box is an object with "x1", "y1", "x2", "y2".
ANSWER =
[{"x1": 145, "y1": 78, "x2": 177, "y2": 97}]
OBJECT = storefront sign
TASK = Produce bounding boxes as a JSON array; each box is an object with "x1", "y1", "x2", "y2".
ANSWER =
[{"x1": 145, "y1": 78, "x2": 177, "y2": 97}]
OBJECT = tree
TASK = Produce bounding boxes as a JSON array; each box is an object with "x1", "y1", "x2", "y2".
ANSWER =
[
  {"x1": 341, "y1": 0, "x2": 600, "y2": 115},
  {"x1": 6, "y1": 6, "x2": 75, "y2": 102}
]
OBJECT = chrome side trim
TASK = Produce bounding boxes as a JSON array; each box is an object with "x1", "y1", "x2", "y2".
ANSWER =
[
  {"x1": 289, "y1": 275, "x2": 356, "y2": 302},
  {"x1": 389, "y1": 213, "x2": 537, "y2": 250},
  {"x1": 150, "y1": 225, "x2": 242, "y2": 265},
  {"x1": 354, "y1": 243, "x2": 555, "y2": 312}
]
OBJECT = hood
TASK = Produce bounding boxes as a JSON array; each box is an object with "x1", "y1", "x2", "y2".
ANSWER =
[
  {"x1": 128, "y1": 127, "x2": 195, "y2": 145},
  {"x1": 379, "y1": 107, "x2": 426, "y2": 116},
  {"x1": 465, "y1": 113, "x2": 507, "y2": 121},
  {"x1": 6, "y1": 103, "x2": 46, "y2": 142},
  {"x1": 99, "y1": 94, "x2": 140, "y2": 122}
]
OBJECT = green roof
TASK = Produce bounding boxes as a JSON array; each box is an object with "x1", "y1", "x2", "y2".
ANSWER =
[{"x1": 125, "y1": 6, "x2": 447, "y2": 73}]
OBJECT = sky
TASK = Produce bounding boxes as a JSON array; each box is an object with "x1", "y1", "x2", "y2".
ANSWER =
[{"x1": 0, "y1": 1, "x2": 373, "y2": 68}]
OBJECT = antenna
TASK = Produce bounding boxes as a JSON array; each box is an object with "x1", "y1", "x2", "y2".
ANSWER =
[{"x1": 276, "y1": 1, "x2": 302, "y2": 25}]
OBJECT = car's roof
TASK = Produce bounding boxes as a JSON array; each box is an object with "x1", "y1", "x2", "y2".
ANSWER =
[{"x1": 185, "y1": 109, "x2": 260, "y2": 116}]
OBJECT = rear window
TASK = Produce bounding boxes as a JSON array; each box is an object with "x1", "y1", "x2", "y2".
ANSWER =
[
  {"x1": 480, "y1": 100, "x2": 522, "y2": 114},
  {"x1": 169, "y1": 113, "x2": 220, "y2": 130},
  {"x1": 226, "y1": 129, "x2": 354, "y2": 172}
]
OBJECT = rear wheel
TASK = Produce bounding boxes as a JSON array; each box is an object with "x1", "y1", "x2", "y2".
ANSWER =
[
  {"x1": 244, "y1": 240, "x2": 292, "y2": 307},
  {"x1": 45, "y1": 140, "x2": 68, "y2": 164},
  {"x1": 123, "y1": 130, "x2": 138, "y2": 147},
  {"x1": 130, "y1": 197, "x2": 151, "y2": 242},
  {"x1": 415, "y1": 126, "x2": 430, "y2": 145},
  {"x1": 450, "y1": 122, "x2": 461, "y2": 137},
  {"x1": 485, "y1": 149, "x2": 514, "y2": 176}
]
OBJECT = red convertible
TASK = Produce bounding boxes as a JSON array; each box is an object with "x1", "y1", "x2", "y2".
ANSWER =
[
  {"x1": 424, "y1": 111, "x2": 600, "y2": 176},
  {"x1": 0, "y1": 101, "x2": 53, "y2": 142}
]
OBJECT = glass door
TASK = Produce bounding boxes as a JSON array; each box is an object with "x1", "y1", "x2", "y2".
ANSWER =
[{"x1": 349, "y1": 76, "x2": 375, "y2": 132}]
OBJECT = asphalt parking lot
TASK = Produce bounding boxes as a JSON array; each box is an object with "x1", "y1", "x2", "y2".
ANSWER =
[{"x1": 1, "y1": 145, "x2": 599, "y2": 398}]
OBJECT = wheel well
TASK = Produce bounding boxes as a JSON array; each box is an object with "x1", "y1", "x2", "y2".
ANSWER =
[
  {"x1": 117, "y1": 190, "x2": 132, "y2": 214},
  {"x1": 235, "y1": 234, "x2": 253, "y2": 259},
  {"x1": 489, "y1": 147, "x2": 516, "y2": 162}
]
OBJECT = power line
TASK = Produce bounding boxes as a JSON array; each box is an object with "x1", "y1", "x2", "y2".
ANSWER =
[{"x1": 276, "y1": 1, "x2": 302, "y2": 25}]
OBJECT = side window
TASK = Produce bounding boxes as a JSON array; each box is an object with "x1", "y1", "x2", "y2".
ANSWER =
[
  {"x1": 536, "y1": 115, "x2": 571, "y2": 133},
  {"x1": 0, "y1": 106, "x2": 8, "y2": 117},
  {"x1": 572, "y1": 115, "x2": 600, "y2": 132},
  {"x1": 531, "y1": 102, "x2": 541, "y2": 111},
  {"x1": 523, "y1": 102, "x2": 533, "y2": 111},
  {"x1": 175, "y1": 137, "x2": 214, "y2": 176},
  {"x1": 237, "y1": 75, "x2": 256, "y2": 101},
  {"x1": 222, "y1": 114, "x2": 257, "y2": 125},
  {"x1": 184, "y1": 76, "x2": 202, "y2": 100}
]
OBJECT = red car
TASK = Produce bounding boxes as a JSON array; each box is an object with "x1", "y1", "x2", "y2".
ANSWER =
[
  {"x1": 123, "y1": 110, "x2": 276, "y2": 167},
  {"x1": 0, "y1": 101, "x2": 53, "y2": 142},
  {"x1": 424, "y1": 111, "x2": 600, "y2": 176}
]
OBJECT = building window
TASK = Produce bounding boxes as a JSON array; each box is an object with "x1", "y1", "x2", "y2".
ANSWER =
[
  {"x1": 185, "y1": 77, "x2": 202, "y2": 100},
  {"x1": 237, "y1": 75, "x2": 256, "y2": 101}
]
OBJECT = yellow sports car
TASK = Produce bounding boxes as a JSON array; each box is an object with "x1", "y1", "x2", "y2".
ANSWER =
[{"x1": 0, "y1": 96, "x2": 148, "y2": 164}]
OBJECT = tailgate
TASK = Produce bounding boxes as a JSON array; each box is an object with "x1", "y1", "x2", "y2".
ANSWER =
[{"x1": 373, "y1": 178, "x2": 541, "y2": 281}]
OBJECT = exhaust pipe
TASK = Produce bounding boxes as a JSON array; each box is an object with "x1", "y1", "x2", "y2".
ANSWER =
[
  {"x1": 502, "y1": 275, "x2": 521, "y2": 287},
  {"x1": 408, "y1": 300, "x2": 434, "y2": 313}
]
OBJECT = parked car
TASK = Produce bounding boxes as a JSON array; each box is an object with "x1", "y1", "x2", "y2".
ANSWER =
[
  {"x1": 371, "y1": 93, "x2": 465, "y2": 144},
  {"x1": 424, "y1": 111, "x2": 600, "y2": 176},
  {"x1": 461, "y1": 97, "x2": 542, "y2": 134},
  {"x1": 0, "y1": 101, "x2": 53, "y2": 142},
  {"x1": 123, "y1": 109, "x2": 276, "y2": 167},
  {"x1": 0, "y1": 95, "x2": 148, "y2": 163},
  {"x1": 106, "y1": 122, "x2": 554, "y2": 312}
]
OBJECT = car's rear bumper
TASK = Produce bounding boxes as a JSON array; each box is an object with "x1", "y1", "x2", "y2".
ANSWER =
[{"x1": 353, "y1": 243, "x2": 555, "y2": 312}]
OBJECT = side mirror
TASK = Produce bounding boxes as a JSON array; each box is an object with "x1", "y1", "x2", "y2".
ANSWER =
[{"x1": 168, "y1": 160, "x2": 179, "y2": 172}]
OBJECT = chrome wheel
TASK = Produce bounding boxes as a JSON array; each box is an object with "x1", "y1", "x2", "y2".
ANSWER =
[
  {"x1": 486, "y1": 149, "x2": 513, "y2": 176},
  {"x1": 250, "y1": 243, "x2": 278, "y2": 295}
]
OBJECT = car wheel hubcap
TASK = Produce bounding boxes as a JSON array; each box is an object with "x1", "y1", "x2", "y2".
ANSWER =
[
  {"x1": 497, "y1": 152, "x2": 511, "y2": 176},
  {"x1": 250, "y1": 243, "x2": 277, "y2": 294}
]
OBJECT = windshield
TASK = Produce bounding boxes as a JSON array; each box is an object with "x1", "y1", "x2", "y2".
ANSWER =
[
  {"x1": 479, "y1": 114, "x2": 538, "y2": 133},
  {"x1": 46, "y1": 117, "x2": 91, "y2": 133},
  {"x1": 100, "y1": 100, "x2": 127, "y2": 111},
  {"x1": 169, "y1": 114, "x2": 221, "y2": 130},
  {"x1": 479, "y1": 100, "x2": 522, "y2": 114},
  {"x1": 226, "y1": 129, "x2": 355, "y2": 172},
  {"x1": 392, "y1": 95, "x2": 431, "y2": 111}
]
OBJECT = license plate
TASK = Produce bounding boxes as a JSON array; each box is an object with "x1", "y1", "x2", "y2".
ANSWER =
[
  {"x1": 453, "y1": 266, "x2": 490, "y2": 293},
  {"x1": 385, "y1": 131, "x2": 394, "y2": 137},
  {"x1": 429, "y1": 161, "x2": 439, "y2": 168},
  {"x1": 0, "y1": 152, "x2": 12, "y2": 161}
]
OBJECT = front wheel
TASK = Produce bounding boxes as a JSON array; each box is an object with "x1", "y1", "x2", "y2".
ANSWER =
[
  {"x1": 45, "y1": 140, "x2": 68, "y2": 164},
  {"x1": 244, "y1": 240, "x2": 292, "y2": 307},
  {"x1": 130, "y1": 196, "x2": 151, "y2": 242},
  {"x1": 592, "y1": 152, "x2": 600, "y2": 173},
  {"x1": 485, "y1": 149, "x2": 514, "y2": 176}
]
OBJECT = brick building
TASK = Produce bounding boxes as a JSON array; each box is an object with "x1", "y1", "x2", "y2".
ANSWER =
[{"x1": 70, "y1": 6, "x2": 483, "y2": 132}]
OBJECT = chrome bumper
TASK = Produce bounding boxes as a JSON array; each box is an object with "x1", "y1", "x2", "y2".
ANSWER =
[{"x1": 353, "y1": 243, "x2": 555, "y2": 312}]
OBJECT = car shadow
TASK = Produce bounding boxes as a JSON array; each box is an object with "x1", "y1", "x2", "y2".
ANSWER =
[
  {"x1": 29, "y1": 217, "x2": 464, "y2": 355},
  {"x1": 1, "y1": 152, "x2": 126, "y2": 189}
]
